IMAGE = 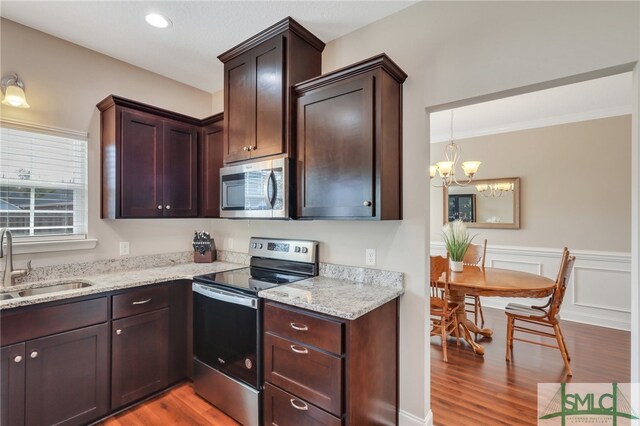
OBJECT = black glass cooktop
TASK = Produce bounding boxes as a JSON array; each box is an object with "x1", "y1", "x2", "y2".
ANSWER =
[{"x1": 192, "y1": 267, "x2": 308, "y2": 295}]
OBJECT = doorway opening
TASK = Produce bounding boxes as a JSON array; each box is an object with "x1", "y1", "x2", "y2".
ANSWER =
[{"x1": 427, "y1": 69, "x2": 636, "y2": 425}]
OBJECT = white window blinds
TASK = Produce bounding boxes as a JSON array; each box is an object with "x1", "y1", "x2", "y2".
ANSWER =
[{"x1": 0, "y1": 124, "x2": 88, "y2": 240}]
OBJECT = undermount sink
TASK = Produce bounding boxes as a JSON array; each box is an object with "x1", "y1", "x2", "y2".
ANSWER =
[{"x1": 18, "y1": 282, "x2": 93, "y2": 297}]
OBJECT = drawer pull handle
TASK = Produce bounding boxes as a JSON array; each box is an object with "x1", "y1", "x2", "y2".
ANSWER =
[
  {"x1": 115, "y1": 329, "x2": 122, "y2": 335},
  {"x1": 290, "y1": 345, "x2": 308, "y2": 354},
  {"x1": 13, "y1": 355, "x2": 22, "y2": 363},
  {"x1": 30, "y1": 351, "x2": 38, "y2": 359},
  {"x1": 290, "y1": 323, "x2": 308, "y2": 331},
  {"x1": 132, "y1": 298, "x2": 152, "y2": 305},
  {"x1": 290, "y1": 399, "x2": 309, "y2": 411}
]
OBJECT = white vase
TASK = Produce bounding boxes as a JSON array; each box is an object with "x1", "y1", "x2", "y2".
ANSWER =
[{"x1": 450, "y1": 260, "x2": 464, "y2": 273}]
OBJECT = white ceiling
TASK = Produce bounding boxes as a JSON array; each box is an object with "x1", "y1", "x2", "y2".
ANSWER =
[
  {"x1": 430, "y1": 72, "x2": 633, "y2": 143},
  {"x1": 0, "y1": 1, "x2": 416, "y2": 93}
]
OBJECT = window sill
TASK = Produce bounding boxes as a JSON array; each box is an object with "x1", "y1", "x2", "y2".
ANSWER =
[{"x1": 12, "y1": 238, "x2": 98, "y2": 255}]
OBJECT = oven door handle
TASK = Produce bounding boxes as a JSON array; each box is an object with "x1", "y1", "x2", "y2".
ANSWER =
[{"x1": 192, "y1": 283, "x2": 258, "y2": 309}]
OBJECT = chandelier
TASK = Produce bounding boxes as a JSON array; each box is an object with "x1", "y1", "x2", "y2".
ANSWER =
[
  {"x1": 429, "y1": 110, "x2": 481, "y2": 187},
  {"x1": 476, "y1": 182, "x2": 514, "y2": 197}
]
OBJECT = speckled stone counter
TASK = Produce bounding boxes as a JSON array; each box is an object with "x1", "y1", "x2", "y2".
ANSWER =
[
  {"x1": 0, "y1": 261, "x2": 244, "y2": 310},
  {"x1": 259, "y1": 276, "x2": 404, "y2": 320},
  {"x1": 1, "y1": 249, "x2": 404, "y2": 319}
]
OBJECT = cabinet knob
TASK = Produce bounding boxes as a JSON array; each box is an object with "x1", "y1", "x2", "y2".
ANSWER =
[
  {"x1": 13, "y1": 355, "x2": 22, "y2": 363},
  {"x1": 251, "y1": 146, "x2": 257, "y2": 151},
  {"x1": 290, "y1": 399, "x2": 309, "y2": 411},
  {"x1": 115, "y1": 329, "x2": 122, "y2": 335},
  {"x1": 30, "y1": 351, "x2": 38, "y2": 359},
  {"x1": 243, "y1": 146, "x2": 249, "y2": 151},
  {"x1": 165, "y1": 205, "x2": 171, "y2": 210},
  {"x1": 157, "y1": 205, "x2": 162, "y2": 210},
  {"x1": 363, "y1": 200, "x2": 372, "y2": 207}
]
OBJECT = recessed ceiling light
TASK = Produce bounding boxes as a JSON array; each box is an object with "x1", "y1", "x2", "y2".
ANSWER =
[{"x1": 145, "y1": 13, "x2": 172, "y2": 29}]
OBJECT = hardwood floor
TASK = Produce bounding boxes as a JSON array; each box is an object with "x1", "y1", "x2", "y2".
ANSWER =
[
  {"x1": 99, "y1": 383, "x2": 238, "y2": 426},
  {"x1": 431, "y1": 306, "x2": 630, "y2": 426}
]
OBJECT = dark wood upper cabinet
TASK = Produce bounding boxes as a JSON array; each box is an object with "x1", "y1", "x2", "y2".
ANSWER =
[
  {"x1": 294, "y1": 54, "x2": 407, "y2": 220},
  {"x1": 199, "y1": 114, "x2": 224, "y2": 217},
  {"x1": 219, "y1": 17, "x2": 324, "y2": 164},
  {"x1": 98, "y1": 96, "x2": 201, "y2": 219}
]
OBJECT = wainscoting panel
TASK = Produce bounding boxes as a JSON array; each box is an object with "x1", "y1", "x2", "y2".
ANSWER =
[{"x1": 430, "y1": 242, "x2": 632, "y2": 330}]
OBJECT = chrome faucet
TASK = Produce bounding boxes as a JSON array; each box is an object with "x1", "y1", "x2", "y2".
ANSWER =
[{"x1": 1, "y1": 228, "x2": 32, "y2": 288}]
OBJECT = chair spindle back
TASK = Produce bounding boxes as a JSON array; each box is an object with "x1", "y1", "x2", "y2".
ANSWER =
[{"x1": 430, "y1": 256, "x2": 450, "y2": 300}]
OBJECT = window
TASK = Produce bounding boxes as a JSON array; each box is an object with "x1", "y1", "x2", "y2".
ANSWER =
[{"x1": 0, "y1": 123, "x2": 88, "y2": 241}]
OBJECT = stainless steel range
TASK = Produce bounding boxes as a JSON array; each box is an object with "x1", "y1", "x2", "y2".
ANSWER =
[{"x1": 191, "y1": 237, "x2": 318, "y2": 426}]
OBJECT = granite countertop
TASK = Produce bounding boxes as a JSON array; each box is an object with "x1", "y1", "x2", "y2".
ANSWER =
[
  {"x1": 0, "y1": 261, "x2": 245, "y2": 310},
  {"x1": 1, "y1": 254, "x2": 404, "y2": 320},
  {"x1": 259, "y1": 276, "x2": 404, "y2": 320}
]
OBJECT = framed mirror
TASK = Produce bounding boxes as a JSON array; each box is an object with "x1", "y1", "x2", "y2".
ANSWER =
[{"x1": 443, "y1": 177, "x2": 520, "y2": 229}]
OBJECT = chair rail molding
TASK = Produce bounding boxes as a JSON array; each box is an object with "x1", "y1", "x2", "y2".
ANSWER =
[{"x1": 430, "y1": 242, "x2": 632, "y2": 330}]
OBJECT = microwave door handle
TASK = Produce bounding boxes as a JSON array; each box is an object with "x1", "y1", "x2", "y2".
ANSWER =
[
  {"x1": 263, "y1": 171, "x2": 273, "y2": 209},
  {"x1": 269, "y1": 171, "x2": 277, "y2": 207}
]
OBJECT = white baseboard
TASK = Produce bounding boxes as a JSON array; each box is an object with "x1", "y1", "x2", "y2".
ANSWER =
[{"x1": 399, "y1": 409, "x2": 432, "y2": 426}]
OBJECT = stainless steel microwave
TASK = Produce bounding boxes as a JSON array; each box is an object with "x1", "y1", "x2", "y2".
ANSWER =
[{"x1": 220, "y1": 157, "x2": 288, "y2": 219}]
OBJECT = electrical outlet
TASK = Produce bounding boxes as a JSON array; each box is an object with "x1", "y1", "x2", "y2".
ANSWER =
[
  {"x1": 366, "y1": 248, "x2": 376, "y2": 266},
  {"x1": 119, "y1": 241, "x2": 130, "y2": 256}
]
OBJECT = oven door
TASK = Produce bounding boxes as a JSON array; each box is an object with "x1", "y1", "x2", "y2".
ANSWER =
[
  {"x1": 192, "y1": 283, "x2": 261, "y2": 389},
  {"x1": 220, "y1": 158, "x2": 288, "y2": 218}
]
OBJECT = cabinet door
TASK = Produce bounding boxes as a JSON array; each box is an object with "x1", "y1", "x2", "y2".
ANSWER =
[
  {"x1": 25, "y1": 323, "x2": 109, "y2": 426},
  {"x1": 120, "y1": 109, "x2": 164, "y2": 217},
  {"x1": 199, "y1": 120, "x2": 224, "y2": 217},
  {"x1": 296, "y1": 76, "x2": 376, "y2": 218},
  {"x1": 251, "y1": 36, "x2": 285, "y2": 159},
  {"x1": 163, "y1": 121, "x2": 198, "y2": 217},
  {"x1": 111, "y1": 309, "x2": 169, "y2": 409},
  {"x1": 224, "y1": 52, "x2": 253, "y2": 163},
  {"x1": 1, "y1": 343, "x2": 25, "y2": 426}
]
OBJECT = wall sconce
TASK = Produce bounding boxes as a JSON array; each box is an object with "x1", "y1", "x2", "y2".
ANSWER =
[{"x1": 1, "y1": 73, "x2": 30, "y2": 108}]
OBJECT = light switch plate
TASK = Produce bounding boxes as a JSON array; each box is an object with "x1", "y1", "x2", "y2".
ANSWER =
[
  {"x1": 366, "y1": 249, "x2": 376, "y2": 266},
  {"x1": 119, "y1": 241, "x2": 130, "y2": 256}
]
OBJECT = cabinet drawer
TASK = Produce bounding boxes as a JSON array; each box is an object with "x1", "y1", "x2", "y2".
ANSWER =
[
  {"x1": 264, "y1": 302, "x2": 343, "y2": 355},
  {"x1": 112, "y1": 285, "x2": 168, "y2": 319},
  {"x1": 1, "y1": 297, "x2": 108, "y2": 346},
  {"x1": 264, "y1": 383, "x2": 342, "y2": 426},
  {"x1": 264, "y1": 333, "x2": 342, "y2": 416}
]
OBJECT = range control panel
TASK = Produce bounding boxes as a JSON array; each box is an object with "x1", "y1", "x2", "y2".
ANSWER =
[{"x1": 248, "y1": 237, "x2": 318, "y2": 263}]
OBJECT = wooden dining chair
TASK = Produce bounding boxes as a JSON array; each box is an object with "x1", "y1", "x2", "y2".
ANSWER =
[
  {"x1": 430, "y1": 256, "x2": 460, "y2": 362},
  {"x1": 463, "y1": 239, "x2": 487, "y2": 329},
  {"x1": 505, "y1": 248, "x2": 576, "y2": 376}
]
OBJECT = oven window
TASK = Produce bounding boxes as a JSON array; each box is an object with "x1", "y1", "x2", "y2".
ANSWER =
[{"x1": 193, "y1": 292, "x2": 259, "y2": 389}]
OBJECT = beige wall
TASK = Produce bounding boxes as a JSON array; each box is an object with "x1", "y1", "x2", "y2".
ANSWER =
[
  {"x1": 0, "y1": 19, "x2": 215, "y2": 266},
  {"x1": 2, "y1": 1, "x2": 639, "y2": 421},
  {"x1": 207, "y1": 2, "x2": 639, "y2": 420},
  {"x1": 431, "y1": 116, "x2": 632, "y2": 252}
]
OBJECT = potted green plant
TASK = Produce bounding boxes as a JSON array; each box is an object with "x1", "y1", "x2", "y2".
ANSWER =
[{"x1": 442, "y1": 220, "x2": 475, "y2": 272}]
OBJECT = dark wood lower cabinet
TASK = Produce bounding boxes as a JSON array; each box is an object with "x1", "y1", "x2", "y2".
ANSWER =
[
  {"x1": 111, "y1": 308, "x2": 169, "y2": 409},
  {"x1": 1, "y1": 343, "x2": 26, "y2": 426},
  {"x1": 264, "y1": 383, "x2": 342, "y2": 426},
  {"x1": 264, "y1": 299, "x2": 398, "y2": 425},
  {"x1": 25, "y1": 323, "x2": 109, "y2": 426}
]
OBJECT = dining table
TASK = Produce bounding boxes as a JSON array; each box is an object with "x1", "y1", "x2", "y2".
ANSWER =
[{"x1": 438, "y1": 265, "x2": 557, "y2": 355}]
